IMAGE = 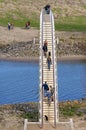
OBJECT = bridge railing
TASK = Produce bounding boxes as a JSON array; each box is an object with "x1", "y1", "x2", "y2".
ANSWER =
[
  {"x1": 39, "y1": 8, "x2": 58, "y2": 127},
  {"x1": 50, "y1": 10, "x2": 58, "y2": 127},
  {"x1": 39, "y1": 9, "x2": 44, "y2": 127}
]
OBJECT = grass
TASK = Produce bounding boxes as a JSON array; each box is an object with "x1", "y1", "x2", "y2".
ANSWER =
[
  {"x1": 83, "y1": 5, "x2": 86, "y2": 9},
  {"x1": 55, "y1": 23, "x2": 86, "y2": 31},
  {"x1": 0, "y1": 0, "x2": 4, "y2": 2},
  {"x1": 0, "y1": 9, "x2": 39, "y2": 28},
  {"x1": 22, "y1": 111, "x2": 39, "y2": 122},
  {"x1": 60, "y1": 104, "x2": 83, "y2": 117},
  {"x1": 52, "y1": 8, "x2": 62, "y2": 14},
  {"x1": 55, "y1": 16, "x2": 86, "y2": 31},
  {"x1": 0, "y1": 0, "x2": 86, "y2": 31},
  {"x1": 20, "y1": 102, "x2": 85, "y2": 121},
  {"x1": 0, "y1": 16, "x2": 39, "y2": 28},
  {"x1": 0, "y1": 13, "x2": 86, "y2": 31}
]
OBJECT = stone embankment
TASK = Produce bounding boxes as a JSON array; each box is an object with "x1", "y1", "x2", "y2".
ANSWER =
[
  {"x1": 56, "y1": 32, "x2": 86, "y2": 56},
  {"x1": 0, "y1": 27, "x2": 86, "y2": 60},
  {"x1": 0, "y1": 41, "x2": 39, "y2": 58},
  {"x1": 57, "y1": 42, "x2": 86, "y2": 56},
  {"x1": 0, "y1": 38, "x2": 86, "y2": 60}
]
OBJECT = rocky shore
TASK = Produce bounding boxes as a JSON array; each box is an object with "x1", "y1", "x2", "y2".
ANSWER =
[
  {"x1": 0, "y1": 37, "x2": 86, "y2": 62},
  {"x1": 0, "y1": 99, "x2": 86, "y2": 130},
  {"x1": 0, "y1": 26, "x2": 86, "y2": 61}
]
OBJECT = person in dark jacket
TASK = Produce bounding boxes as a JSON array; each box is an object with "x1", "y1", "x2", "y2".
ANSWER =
[
  {"x1": 44, "y1": 4, "x2": 50, "y2": 14},
  {"x1": 42, "y1": 40, "x2": 48, "y2": 57},
  {"x1": 47, "y1": 55, "x2": 52, "y2": 70},
  {"x1": 42, "y1": 81, "x2": 49, "y2": 97},
  {"x1": 8, "y1": 22, "x2": 11, "y2": 30},
  {"x1": 42, "y1": 82, "x2": 49, "y2": 91}
]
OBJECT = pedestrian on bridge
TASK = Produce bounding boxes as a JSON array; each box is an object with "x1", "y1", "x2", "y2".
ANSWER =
[
  {"x1": 50, "y1": 86, "x2": 55, "y2": 101},
  {"x1": 46, "y1": 86, "x2": 54, "y2": 105},
  {"x1": 42, "y1": 81, "x2": 49, "y2": 97},
  {"x1": 47, "y1": 53, "x2": 52, "y2": 71},
  {"x1": 44, "y1": 4, "x2": 50, "y2": 14},
  {"x1": 42, "y1": 40, "x2": 48, "y2": 57}
]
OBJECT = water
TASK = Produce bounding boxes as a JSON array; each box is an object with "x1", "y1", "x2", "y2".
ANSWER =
[
  {"x1": 58, "y1": 60, "x2": 86, "y2": 101},
  {"x1": 0, "y1": 60, "x2": 86, "y2": 104}
]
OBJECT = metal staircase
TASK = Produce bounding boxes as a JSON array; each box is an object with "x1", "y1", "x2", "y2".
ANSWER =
[{"x1": 39, "y1": 9, "x2": 58, "y2": 127}]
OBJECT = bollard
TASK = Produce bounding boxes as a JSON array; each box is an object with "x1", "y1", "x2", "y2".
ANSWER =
[
  {"x1": 56, "y1": 37, "x2": 59, "y2": 44},
  {"x1": 70, "y1": 118, "x2": 74, "y2": 130},
  {"x1": 24, "y1": 119, "x2": 28, "y2": 130},
  {"x1": 33, "y1": 37, "x2": 36, "y2": 45}
]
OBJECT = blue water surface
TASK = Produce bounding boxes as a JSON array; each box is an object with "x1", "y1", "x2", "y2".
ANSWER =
[
  {"x1": 0, "y1": 60, "x2": 86, "y2": 104},
  {"x1": 58, "y1": 60, "x2": 86, "y2": 101}
]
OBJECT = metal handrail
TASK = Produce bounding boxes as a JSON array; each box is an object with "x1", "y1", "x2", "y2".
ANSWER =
[
  {"x1": 40, "y1": 8, "x2": 58, "y2": 127},
  {"x1": 50, "y1": 10, "x2": 57, "y2": 127},
  {"x1": 39, "y1": 9, "x2": 44, "y2": 127},
  {"x1": 51, "y1": 11, "x2": 56, "y2": 127}
]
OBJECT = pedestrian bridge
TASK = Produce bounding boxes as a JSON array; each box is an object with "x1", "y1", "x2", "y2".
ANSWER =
[
  {"x1": 39, "y1": 8, "x2": 58, "y2": 127},
  {"x1": 24, "y1": 8, "x2": 74, "y2": 130}
]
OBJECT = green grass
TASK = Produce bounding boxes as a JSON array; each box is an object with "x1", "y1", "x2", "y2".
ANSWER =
[
  {"x1": 55, "y1": 16, "x2": 86, "y2": 31},
  {"x1": 0, "y1": 18, "x2": 39, "y2": 28},
  {"x1": 60, "y1": 104, "x2": 83, "y2": 117},
  {"x1": 83, "y1": 5, "x2": 86, "y2": 9},
  {"x1": 0, "y1": 12, "x2": 39, "y2": 28},
  {"x1": 0, "y1": 9, "x2": 39, "y2": 28},
  {"x1": 0, "y1": 15, "x2": 86, "y2": 31},
  {"x1": 0, "y1": 0, "x2": 4, "y2": 2},
  {"x1": 55, "y1": 23, "x2": 86, "y2": 31},
  {"x1": 22, "y1": 111, "x2": 39, "y2": 121}
]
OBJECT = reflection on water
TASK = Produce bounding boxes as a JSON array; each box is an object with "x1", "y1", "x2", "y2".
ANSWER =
[{"x1": 0, "y1": 60, "x2": 86, "y2": 104}]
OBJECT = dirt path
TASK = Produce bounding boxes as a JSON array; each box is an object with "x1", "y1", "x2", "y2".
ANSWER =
[
  {"x1": 0, "y1": 26, "x2": 86, "y2": 45},
  {"x1": 0, "y1": 26, "x2": 39, "y2": 44}
]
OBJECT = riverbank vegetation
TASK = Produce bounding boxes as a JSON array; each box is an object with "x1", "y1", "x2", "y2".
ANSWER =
[
  {"x1": 25, "y1": 100, "x2": 86, "y2": 121},
  {"x1": 0, "y1": 99, "x2": 86, "y2": 122}
]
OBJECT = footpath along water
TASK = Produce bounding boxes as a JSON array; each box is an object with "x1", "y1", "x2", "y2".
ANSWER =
[{"x1": 0, "y1": 60, "x2": 86, "y2": 104}]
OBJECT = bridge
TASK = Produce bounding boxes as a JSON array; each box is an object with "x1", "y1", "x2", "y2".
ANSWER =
[
  {"x1": 24, "y1": 8, "x2": 74, "y2": 130},
  {"x1": 39, "y1": 8, "x2": 58, "y2": 127}
]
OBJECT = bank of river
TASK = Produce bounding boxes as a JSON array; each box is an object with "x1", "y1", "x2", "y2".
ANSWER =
[
  {"x1": 0, "y1": 99, "x2": 86, "y2": 130},
  {"x1": 0, "y1": 27, "x2": 86, "y2": 61},
  {"x1": 0, "y1": 40, "x2": 86, "y2": 59}
]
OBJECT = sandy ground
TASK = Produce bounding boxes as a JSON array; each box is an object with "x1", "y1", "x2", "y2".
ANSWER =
[
  {"x1": 1, "y1": 120, "x2": 86, "y2": 130},
  {"x1": 0, "y1": 26, "x2": 39, "y2": 44},
  {"x1": 26, "y1": 121, "x2": 86, "y2": 130}
]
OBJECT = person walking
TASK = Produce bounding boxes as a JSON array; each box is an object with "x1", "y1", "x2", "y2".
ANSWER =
[
  {"x1": 8, "y1": 22, "x2": 11, "y2": 30},
  {"x1": 47, "y1": 53, "x2": 52, "y2": 70},
  {"x1": 50, "y1": 86, "x2": 54, "y2": 101},
  {"x1": 42, "y1": 40, "x2": 48, "y2": 57},
  {"x1": 42, "y1": 81, "x2": 49, "y2": 97},
  {"x1": 44, "y1": 4, "x2": 50, "y2": 14}
]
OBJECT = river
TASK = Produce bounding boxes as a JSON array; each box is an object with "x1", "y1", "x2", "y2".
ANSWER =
[{"x1": 0, "y1": 60, "x2": 86, "y2": 104}]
